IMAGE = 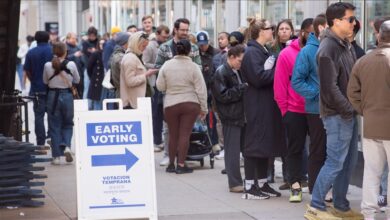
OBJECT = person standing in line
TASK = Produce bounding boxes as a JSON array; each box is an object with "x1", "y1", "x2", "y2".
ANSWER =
[
  {"x1": 109, "y1": 32, "x2": 131, "y2": 99},
  {"x1": 66, "y1": 32, "x2": 85, "y2": 99},
  {"x1": 274, "y1": 18, "x2": 314, "y2": 203},
  {"x1": 120, "y1": 32, "x2": 158, "y2": 109},
  {"x1": 268, "y1": 18, "x2": 295, "y2": 186},
  {"x1": 43, "y1": 42, "x2": 80, "y2": 165},
  {"x1": 304, "y1": 3, "x2": 363, "y2": 220},
  {"x1": 81, "y1": 26, "x2": 99, "y2": 99},
  {"x1": 291, "y1": 14, "x2": 328, "y2": 197},
  {"x1": 102, "y1": 26, "x2": 121, "y2": 71},
  {"x1": 156, "y1": 39, "x2": 208, "y2": 174},
  {"x1": 348, "y1": 19, "x2": 365, "y2": 60},
  {"x1": 154, "y1": 18, "x2": 202, "y2": 166},
  {"x1": 348, "y1": 20, "x2": 390, "y2": 220},
  {"x1": 212, "y1": 45, "x2": 247, "y2": 193},
  {"x1": 142, "y1": 15, "x2": 155, "y2": 40},
  {"x1": 24, "y1": 31, "x2": 53, "y2": 146},
  {"x1": 240, "y1": 17, "x2": 285, "y2": 200},
  {"x1": 196, "y1": 30, "x2": 221, "y2": 153},
  {"x1": 87, "y1": 39, "x2": 105, "y2": 110},
  {"x1": 143, "y1": 25, "x2": 170, "y2": 153}
]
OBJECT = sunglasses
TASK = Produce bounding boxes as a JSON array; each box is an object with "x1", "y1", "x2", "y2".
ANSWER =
[
  {"x1": 262, "y1": 26, "x2": 275, "y2": 31},
  {"x1": 340, "y1": 16, "x2": 356, "y2": 24}
]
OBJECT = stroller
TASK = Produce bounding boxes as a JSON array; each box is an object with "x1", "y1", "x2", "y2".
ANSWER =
[{"x1": 186, "y1": 119, "x2": 215, "y2": 169}]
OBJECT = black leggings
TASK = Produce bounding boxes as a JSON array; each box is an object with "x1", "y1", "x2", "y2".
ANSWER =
[{"x1": 244, "y1": 157, "x2": 268, "y2": 180}]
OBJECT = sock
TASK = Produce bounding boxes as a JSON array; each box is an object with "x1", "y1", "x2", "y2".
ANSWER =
[
  {"x1": 257, "y1": 178, "x2": 267, "y2": 187},
  {"x1": 245, "y1": 179, "x2": 254, "y2": 190}
]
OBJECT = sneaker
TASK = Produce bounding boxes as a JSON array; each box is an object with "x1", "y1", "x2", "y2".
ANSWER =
[
  {"x1": 159, "y1": 156, "x2": 169, "y2": 166},
  {"x1": 175, "y1": 165, "x2": 193, "y2": 174},
  {"x1": 212, "y1": 144, "x2": 221, "y2": 153},
  {"x1": 229, "y1": 185, "x2": 244, "y2": 193},
  {"x1": 325, "y1": 190, "x2": 333, "y2": 203},
  {"x1": 260, "y1": 182, "x2": 281, "y2": 197},
  {"x1": 51, "y1": 157, "x2": 60, "y2": 165},
  {"x1": 304, "y1": 205, "x2": 342, "y2": 220},
  {"x1": 328, "y1": 207, "x2": 364, "y2": 220},
  {"x1": 64, "y1": 147, "x2": 73, "y2": 163},
  {"x1": 154, "y1": 144, "x2": 163, "y2": 152},
  {"x1": 301, "y1": 181, "x2": 309, "y2": 193},
  {"x1": 242, "y1": 185, "x2": 270, "y2": 200},
  {"x1": 279, "y1": 182, "x2": 290, "y2": 190},
  {"x1": 166, "y1": 163, "x2": 176, "y2": 173},
  {"x1": 289, "y1": 187, "x2": 302, "y2": 203},
  {"x1": 378, "y1": 195, "x2": 387, "y2": 212},
  {"x1": 215, "y1": 150, "x2": 224, "y2": 160}
]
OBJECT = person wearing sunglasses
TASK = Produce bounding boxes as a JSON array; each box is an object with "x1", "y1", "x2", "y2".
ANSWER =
[
  {"x1": 120, "y1": 32, "x2": 158, "y2": 109},
  {"x1": 304, "y1": 2, "x2": 364, "y2": 220},
  {"x1": 240, "y1": 17, "x2": 285, "y2": 200}
]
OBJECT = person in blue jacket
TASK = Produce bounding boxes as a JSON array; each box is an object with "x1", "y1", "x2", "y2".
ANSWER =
[{"x1": 291, "y1": 14, "x2": 327, "y2": 194}]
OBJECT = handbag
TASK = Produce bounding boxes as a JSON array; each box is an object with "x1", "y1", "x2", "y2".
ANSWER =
[
  {"x1": 102, "y1": 69, "x2": 114, "y2": 89},
  {"x1": 59, "y1": 72, "x2": 80, "y2": 99}
]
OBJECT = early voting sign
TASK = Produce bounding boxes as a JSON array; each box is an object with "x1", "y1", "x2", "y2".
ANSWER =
[{"x1": 74, "y1": 98, "x2": 157, "y2": 220}]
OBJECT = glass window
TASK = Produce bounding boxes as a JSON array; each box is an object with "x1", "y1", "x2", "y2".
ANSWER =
[
  {"x1": 158, "y1": 0, "x2": 167, "y2": 27},
  {"x1": 216, "y1": 0, "x2": 226, "y2": 35},
  {"x1": 263, "y1": 0, "x2": 287, "y2": 25},
  {"x1": 191, "y1": 0, "x2": 199, "y2": 34},
  {"x1": 247, "y1": 0, "x2": 260, "y2": 18},
  {"x1": 289, "y1": 0, "x2": 327, "y2": 33},
  {"x1": 200, "y1": 0, "x2": 216, "y2": 46},
  {"x1": 365, "y1": 0, "x2": 390, "y2": 50}
]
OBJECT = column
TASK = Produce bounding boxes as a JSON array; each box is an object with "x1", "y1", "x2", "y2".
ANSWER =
[{"x1": 225, "y1": 0, "x2": 240, "y2": 32}]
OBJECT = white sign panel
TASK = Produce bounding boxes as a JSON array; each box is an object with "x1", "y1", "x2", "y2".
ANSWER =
[{"x1": 74, "y1": 98, "x2": 157, "y2": 220}]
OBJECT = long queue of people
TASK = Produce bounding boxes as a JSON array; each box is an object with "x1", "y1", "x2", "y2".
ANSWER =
[{"x1": 19, "y1": 2, "x2": 390, "y2": 220}]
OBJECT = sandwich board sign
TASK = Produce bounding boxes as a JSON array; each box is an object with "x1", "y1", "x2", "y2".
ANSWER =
[{"x1": 74, "y1": 98, "x2": 157, "y2": 220}]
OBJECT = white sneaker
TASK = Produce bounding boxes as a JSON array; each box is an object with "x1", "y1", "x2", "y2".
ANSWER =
[
  {"x1": 64, "y1": 147, "x2": 73, "y2": 163},
  {"x1": 154, "y1": 144, "x2": 163, "y2": 152},
  {"x1": 215, "y1": 150, "x2": 224, "y2": 160},
  {"x1": 159, "y1": 156, "x2": 169, "y2": 166},
  {"x1": 212, "y1": 144, "x2": 221, "y2": 153},
  {"x1": 51, "y1": 157, "x2": 60, "y2": 165}
]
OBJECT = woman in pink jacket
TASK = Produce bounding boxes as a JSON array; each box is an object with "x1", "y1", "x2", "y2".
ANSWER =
[{"x1": 273, "y1": 18, "x2": 313, "y2": 203}]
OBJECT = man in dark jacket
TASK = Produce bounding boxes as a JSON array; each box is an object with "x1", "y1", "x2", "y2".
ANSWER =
[
  {"x1": 196, "y1": 31, "x2": 220, "y2": 152},
  {"x1": 212, "y1": 45, "x2": 247, "y2": 193},
  {"x1": 66, "y1": 32, "x2": 85, "y2": 98},
  {"x1": 305, "y1": 3, "x2": 363, "y2": 220},
  {"x1": 24, "y1": 31, "x2": 52, "y2": 146}
]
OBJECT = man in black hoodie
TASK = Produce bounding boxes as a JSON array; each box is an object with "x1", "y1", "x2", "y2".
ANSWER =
[{"x1": 305, "y1": 2, "x2": 363, "y2": 220}]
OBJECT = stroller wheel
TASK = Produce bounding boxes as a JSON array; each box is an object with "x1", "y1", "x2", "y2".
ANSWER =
[
  {"x1": 210, "y1": 160, "x2": 214, "y2": 169},
  {"x1": 200, "y1": 159, "x2": 204, "y2": 167}
]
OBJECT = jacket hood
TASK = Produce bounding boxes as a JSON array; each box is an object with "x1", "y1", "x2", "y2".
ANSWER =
[
  {"x1": 113, "y1": 45, "x2": 125, "y2": 54},
  {"x1": 306, "y1": 33, "x2": 319, "y2": 47},
  {"x1": 289, "y1": 39, "x2": 300, "y2": 51}
]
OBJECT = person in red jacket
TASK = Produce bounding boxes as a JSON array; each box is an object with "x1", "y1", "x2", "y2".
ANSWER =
[{"x1": 273, "y1": 18, "x2": 313, "y2": 203}]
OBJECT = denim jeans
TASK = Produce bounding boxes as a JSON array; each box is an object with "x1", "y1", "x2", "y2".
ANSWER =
[
  {"x1": 100, "y1": 87, "x2": 116, "y2": 109},
  {"x1": 33, "y1": 94, "x2": 47, "y2": 145},
  {"x1": 16, "y1": 64, "x2": 24, "y2": 90},
  {"x1": 311, "y1": 115, "x2": 358, "y2": 211},
  {"x1": 381, "y1": 164, "x2": 388, "y2": 195},
  {"x1": 88, "y1": 99, "x2": 102, "y2": 110},
  {"x1": 47, "y1": 90, "x2": 74, "y2": 157}
]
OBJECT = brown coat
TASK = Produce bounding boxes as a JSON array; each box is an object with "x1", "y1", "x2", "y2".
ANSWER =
[
  {"x1": 120, "y1": 52, "x2": 147, "y2": 109},
  {"x1": 347, "y1": 42, "x2": 390, "y2": 140}
]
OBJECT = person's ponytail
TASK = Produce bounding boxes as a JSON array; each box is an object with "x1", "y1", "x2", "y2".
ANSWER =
[{"x1": 51, "y1": 42, "x2": 67, "y2": 74}]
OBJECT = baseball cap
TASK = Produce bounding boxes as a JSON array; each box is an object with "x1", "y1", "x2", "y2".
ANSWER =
[{"x1": 196, "y1": 31, "x2": 209, "y2": 46}]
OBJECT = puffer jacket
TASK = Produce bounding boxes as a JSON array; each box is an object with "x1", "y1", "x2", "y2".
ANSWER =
[
  {"x1": 291, "y1": 33, "x2": 320, "y2": 114},
  {"x1": 274, "y1": 39, "x2": 305, "y2": 116},
  {"x1": 212, "y1": 62, "x2": 247, "y2": 127},
  {"x1": 317, "y1": 29, "x2": 357, "y2": 119}
]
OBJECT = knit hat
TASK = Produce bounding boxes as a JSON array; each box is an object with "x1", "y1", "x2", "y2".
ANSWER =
[
  {"x1": 111, "y1": 26, "x2": 122, "y2": 34},
  {"x1": 115, "y1": 32, "x2": 130, "y2": 46},
  {"x1": 229, "y1": 31, "x2": 244, "y2": 46}
]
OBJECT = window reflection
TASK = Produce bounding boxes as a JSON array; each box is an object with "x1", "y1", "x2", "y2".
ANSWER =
[{"x1": 366, "y1": 0, "x2": 390, "y2": 50}]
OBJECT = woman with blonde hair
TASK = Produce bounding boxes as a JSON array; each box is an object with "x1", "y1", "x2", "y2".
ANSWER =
[
  {"x1": 120, "y1": 31, "x2": 158, "y2": 109},
  {"x1": 240, "y1": 17, "x2": 286, "y2": 199},
  {"x1": 43, "y1": 42, "x2": 80, "y2": 165}
]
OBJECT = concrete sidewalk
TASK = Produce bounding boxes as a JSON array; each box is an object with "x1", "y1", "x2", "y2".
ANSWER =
[{"x1": 1, "y1": 151, "x2": 385, "y2": 220}]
